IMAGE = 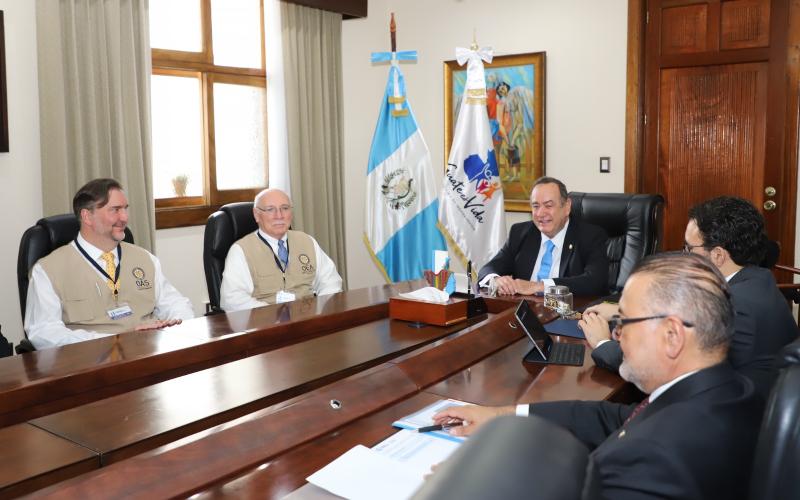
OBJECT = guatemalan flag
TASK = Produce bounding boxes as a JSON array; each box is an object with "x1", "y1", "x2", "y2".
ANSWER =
[
  {"x1": 438, "y1": 46, "x2": 507, "y2": 269},
  {"x1": 364, "y1": 50, "x2": 446, "y2": 282}
]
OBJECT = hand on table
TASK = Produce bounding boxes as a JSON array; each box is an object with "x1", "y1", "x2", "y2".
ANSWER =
[
  {"x1": 135, "y1": 318, "x2": 183, "y2": 331},
  {"x1": 431, "y1": 404, "x2": 515, "y2": 437},
  {"x1": 578, "y1": 310, "x2": 613, "y2": 348}
]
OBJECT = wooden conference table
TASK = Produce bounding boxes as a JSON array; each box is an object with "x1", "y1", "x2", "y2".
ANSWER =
[{"x1": 0, "y1": 283, "x2": 631, "y2": 498}]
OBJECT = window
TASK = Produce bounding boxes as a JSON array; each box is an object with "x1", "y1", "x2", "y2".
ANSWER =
[{"x1": 150, "y1": 0, "x2": 267, "y2": 228}]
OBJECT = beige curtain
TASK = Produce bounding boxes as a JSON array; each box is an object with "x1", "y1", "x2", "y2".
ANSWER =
[
  {"x1": 280, "y1": 2, "x2": 347, "y2": 285},
  {"x1": 36, "y1": 0, "x2": 155, "y2": 251}
]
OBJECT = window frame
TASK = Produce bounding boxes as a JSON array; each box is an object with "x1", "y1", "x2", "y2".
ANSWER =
[{"x1": 151, "y1": 0, "x2": 267, "y2": 229}]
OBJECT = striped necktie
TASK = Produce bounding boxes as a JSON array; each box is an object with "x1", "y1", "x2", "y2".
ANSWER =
[
  {"x1": 536, "y1": 240, "x2": 556, "y2": 281},
  {"x1": 277, "y1": 239, "x2": 289, "y2": 268}
]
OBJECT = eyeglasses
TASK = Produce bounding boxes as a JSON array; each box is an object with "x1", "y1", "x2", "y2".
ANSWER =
[
  {"x1": 607, "y1": 314, "x2": 694, "y2": 335},
  {"x1": 683, "y1": 242, "x2": 706, "y2": 253},
  {"x1": 256, "y1": 205, "x2": 292, "y2": 216}
]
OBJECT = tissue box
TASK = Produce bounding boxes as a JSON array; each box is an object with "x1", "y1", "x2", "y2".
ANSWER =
[{"x1": 389, "y1": 296, "x2": 468, "y2": 326}]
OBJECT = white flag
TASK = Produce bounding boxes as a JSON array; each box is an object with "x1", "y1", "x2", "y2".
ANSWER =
[{"x1": 438, "y1": 46, "x2": 506, "y2": 269}]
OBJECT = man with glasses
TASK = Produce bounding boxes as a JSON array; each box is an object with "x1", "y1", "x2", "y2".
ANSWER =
[
  {"x1": 220, "y1": 188, "x2": 342, "y2": 312},
  {"x1": 433, "y1": 252, "x2": 763, "y2": 499},
  {"x1": 478, "y1": 177, "x2": 609, "y2": 296},
  {"x1": 586, "y1": 196, "x2": 798, "y2": 397}
]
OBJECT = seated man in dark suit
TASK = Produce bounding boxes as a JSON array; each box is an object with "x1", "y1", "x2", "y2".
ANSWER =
[
  {"x1": 478, "y1": 177, "x2": 609, "y2": 296},
  {"x1": 586, "y1": 196, "x2": 798, "y2": 398},
  {"x1": 435, "y1": 252, "x2": 764, "y2": 500}
]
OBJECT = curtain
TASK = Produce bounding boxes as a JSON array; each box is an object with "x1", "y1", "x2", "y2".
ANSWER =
[
  {"x1": 36, "y1": 0, "x2": 155, "y2": 251},
  {"x1": 279, "y1": 2, "x2": 347, "y2": 286}
]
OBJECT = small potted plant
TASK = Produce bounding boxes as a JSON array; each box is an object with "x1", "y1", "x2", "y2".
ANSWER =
[{"x1": 172, "y1": 174, "x2": 189, "y2": 197}]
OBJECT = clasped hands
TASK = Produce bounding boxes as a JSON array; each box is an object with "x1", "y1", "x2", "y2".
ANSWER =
[
  {"x1": 492, "y1": 275, "x2": 545, "y2": 296},
  {"x1": 577, "y1": 301, "x2": 619, "y2": 348}
]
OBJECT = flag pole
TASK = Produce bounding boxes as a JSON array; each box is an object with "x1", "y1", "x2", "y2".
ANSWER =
[{"x1": 390, "y1": 13, "x2": 397, "y2": 52}]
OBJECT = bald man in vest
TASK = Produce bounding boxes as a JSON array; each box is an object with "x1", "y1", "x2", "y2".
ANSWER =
[
  {"x1": 220, "y1": 188, "x2": 342, "y2": 312},
  {"x1": 25, "y1": 178, "x2": 195, "y2": 349}
]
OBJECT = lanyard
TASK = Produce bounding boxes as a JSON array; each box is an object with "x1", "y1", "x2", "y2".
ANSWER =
[
  {"x1": 74, "y1": 240, "x2": 122, "y2": 297},
  {"x1": 257, "y1": 233, "x2": 289, "y2": 273}
]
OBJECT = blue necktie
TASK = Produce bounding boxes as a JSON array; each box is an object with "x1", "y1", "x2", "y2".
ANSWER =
[
  {"x1": 277, "y1": 239, "x2": 289, "y2": 268},
  {"x1": 536, "y1": 240, "x2": 555, "y2": 281}
]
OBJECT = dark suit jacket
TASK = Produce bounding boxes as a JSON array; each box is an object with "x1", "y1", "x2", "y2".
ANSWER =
[
  {"x1": 529, "y1": 363, "x2": 763, "y2": 500},
  {"x1": 477, "y1": 218, "x2": 609, "y2": 296},
  {"x1": 591, "y1": 266, "x2": 799, "y2": 398}
]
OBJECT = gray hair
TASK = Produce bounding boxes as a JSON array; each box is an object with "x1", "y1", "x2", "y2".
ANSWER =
[{"x1": 632, "y1": 252, "x2": 733, "y2": 353}]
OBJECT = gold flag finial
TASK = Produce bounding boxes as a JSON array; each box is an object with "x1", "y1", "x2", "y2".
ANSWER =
[{"x1": 470, "y1": 27, "x2": 478, "y2": 50}]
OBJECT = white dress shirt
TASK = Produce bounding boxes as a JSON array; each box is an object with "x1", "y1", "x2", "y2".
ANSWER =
[
  {"x1": 24, "y1": 234, "x2": 195, "y2": 350},
  {"x1": 219, "y1": 229, "x2": 343, "y2": 312}
]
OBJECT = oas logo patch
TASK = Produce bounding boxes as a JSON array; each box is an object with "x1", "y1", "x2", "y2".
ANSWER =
[
  {"x1": 132, "y1": 267, "x2": 152, "y2": 290},
  {"x1": 298, "y1": 254, "x2": 315, "y2": 274}
]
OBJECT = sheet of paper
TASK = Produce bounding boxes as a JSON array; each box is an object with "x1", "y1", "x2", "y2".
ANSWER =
[
  {"x1": 306, "y1": 445, "x2": 423, "y2": 500},
  {"x1": 373, "y1": 429, "x2": 460, "y2": 477},
  {"x1": 307, "y1": 430, "x2": 462, "y2": 500},
  {"x1": 392, "y1": 398, "x2": 469, "y2": 443}
]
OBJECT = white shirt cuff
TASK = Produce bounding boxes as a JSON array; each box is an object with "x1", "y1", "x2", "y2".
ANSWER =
[
  {"x1": 541, "y1": 278, "x2": 555, "y2": 288},
  {"x1": 595, "y1": 339, "x2": 611, "y2": 348},
  {"x1": 515, "y1": 404, "x2": 530, "y2": 416},
  {"x1": 479, "y1": 274, "x2": 498, "y2": 287}
]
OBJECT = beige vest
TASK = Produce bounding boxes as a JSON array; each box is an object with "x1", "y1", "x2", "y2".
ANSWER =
[
  {"x1": 39, "y1": 242, "x2": 156, "y2": 334},
  {"x1": 237, "y1": 230, "x2": 317, "y2": 303}
]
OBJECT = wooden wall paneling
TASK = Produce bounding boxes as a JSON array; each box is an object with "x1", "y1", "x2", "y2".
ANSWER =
[
  {"x1": 660, "y1": 3, "x2": 710, "y2": 54},
  {"x1": 778, "y1": 0, "x2": 800, "y2": 273},
  {"x1": 625, "y1": 0, "x2": 647, "y2": 193},
  {"x1": 721, "y1": 0, "x2": 771, "y2": 49},
  {"x1": 657, "y1": 62, "x2": 769, "y2": 249}
]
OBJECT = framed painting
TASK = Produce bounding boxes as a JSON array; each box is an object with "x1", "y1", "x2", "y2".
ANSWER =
[{"x1": 444, "y1": 51, "x2": 545, "y2": 212}]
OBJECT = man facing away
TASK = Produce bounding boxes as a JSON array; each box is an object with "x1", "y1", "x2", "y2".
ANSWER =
[
  {"x1": 25, "y1": 178, "x2": 194, "y2": 349},
  {"x1": 220, "y1": 188, "x2": 342, "y2": 312},
  {"x1": 435, "y1": 252, "x2": 764, "y2": 500},
  {"x1": 585, "y1": 196, "x2": 798, "y2": 398},
  {"x1": 478, "y1": 176, "x2": 609, "y2": 296}
]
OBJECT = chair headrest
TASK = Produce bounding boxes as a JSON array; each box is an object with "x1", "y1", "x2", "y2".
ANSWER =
[{"x1": 38, "y1": 214, "x2": 81, "y2": 249}]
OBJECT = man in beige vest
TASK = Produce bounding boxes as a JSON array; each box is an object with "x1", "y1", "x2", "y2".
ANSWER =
[
  {"x1": 25, "y1": 179, "x2": 195, "y2": 349},
  {"x1": 220, "y1": 188, "x2": 342, "y2": 312}
]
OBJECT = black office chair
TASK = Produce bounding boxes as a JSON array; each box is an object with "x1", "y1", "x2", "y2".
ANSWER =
[
  {"x1": 16, "y1": 214, "x2": 134, "y2": 354},
  {"x1": 203, "y1": 202, "x2": 258, "y2": 313},
  {"x1": 412, "y1": 415, "x2": 590, "y2": 500},
  {"x1": 568, "y1": 192, "x2": 664, "y2": 293},
  {"x1": 749, "y1": 339, "x2": 800, "y2": 500}
]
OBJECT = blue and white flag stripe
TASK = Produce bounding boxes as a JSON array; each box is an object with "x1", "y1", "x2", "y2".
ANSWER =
[{"x1": 365, "y1": 56, "x2": 446, "y2": 282}]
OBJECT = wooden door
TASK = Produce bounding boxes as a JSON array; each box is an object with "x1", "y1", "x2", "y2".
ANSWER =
[{"x1": 627, "y1": 0, "x2": 800, "y2": 261}]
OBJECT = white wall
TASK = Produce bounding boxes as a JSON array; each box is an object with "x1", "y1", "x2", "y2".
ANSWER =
[
  {"x1": 0, "y1": 1, "x2": 43, "y2": 345},
  {"x1": 341, "y1": 0, "x2": 629, "y2": 289},
  {"x1": 154, "y1": 226, "x2": 207, "y2": 317}
]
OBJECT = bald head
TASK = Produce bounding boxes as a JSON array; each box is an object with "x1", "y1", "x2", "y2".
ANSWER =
[{"x1": 253, "y1": 189, "x2": 293, "y2": 239}]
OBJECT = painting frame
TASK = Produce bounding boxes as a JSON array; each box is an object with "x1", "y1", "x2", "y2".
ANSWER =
[
  {"x1": 444, "y1": 51, "x2": 545, "y2": 212},
  {"x1": 0, "y1": 11, "x2": 7, "y2": 153}
]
